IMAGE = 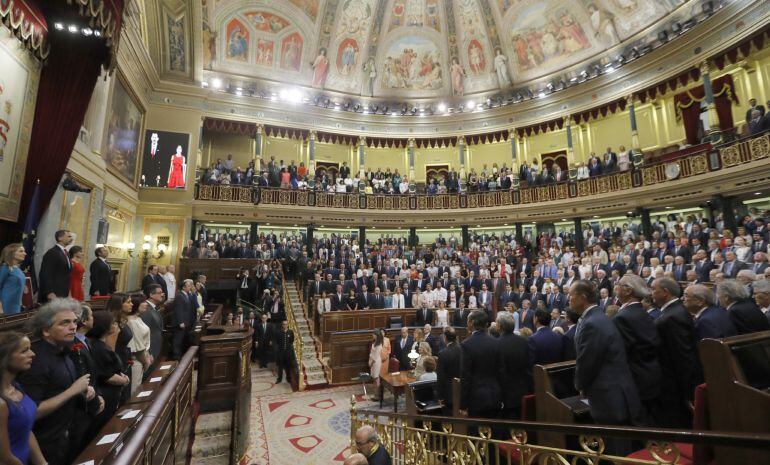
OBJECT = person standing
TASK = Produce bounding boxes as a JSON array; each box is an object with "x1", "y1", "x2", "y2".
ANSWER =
[
  {"x1": 161, "y1": 265, "x2": 177, "y2": 304},
  {"x1": 496, "y1": 312, "x2": 531, "y2": 420},
  {"x1": 106, "y1": 294, "x2": 135, "y2": 404},
  {"x1": 436, "y1": 327, "x2": 461, "y2": 415},
  {"x1": 38, "y1": 230, "x2": 73, "y2": 303},
  {"x1": 0, "y1": 332, "x2": 47, "y2": 465},
  {"x1": 88, "y1": 246, "x2": 114, "y2": 297},
  {"x1": 651, "y1": 277, "x2": 698, "y2": 428},
  {"x1": 459, "y1": 310, "x2": 502, "y2": 420},
  {"x1": 274, "y1": 320, "x2": 295, "y2": 384},
  {"x1": 569, "y1": 280, "x2": 641, "y2": 456},
  {"x1": 68, "y1": 246, "x2": 85, "y2": 302},
  {"x1": 0, "y1": 244, "x2": 27, "y2": 315},
  {"x1": 253, "y1": 313, "x2": 273, "y2": 368},
  {"x1": 18, "y1": 299, "x2": 92, "y2": 465},
  {"x1": 141, "y1": 285, "x2": 165, "y2": 365},
  {"x1": 368, "y1": 330, "x2": 382, "y2": 401},
  {"x1": 171, "y1": 280, "x2": 197, "y2": 360},
  {"x1": 126, "y1": 302, "x2": 153, "y2": 390},
  {"x1": 87, "y1": 311, "x2": 129, "y2": 427}
]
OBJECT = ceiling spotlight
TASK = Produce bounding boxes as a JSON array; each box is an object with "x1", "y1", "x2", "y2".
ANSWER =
[
  {"x1": 371, "y1": 104, "x2": 378, "y2": 112},
  {"x1": 382, "y1": 105, "x2": 388, "y2": 114},
  {"x1": 353, "y1": 104, "x2": 361, "y2": 112},
  {"x1": 270, "y1": 93, "x2": 278, "y2": 101},
  {"x1": 702, "y1": 1, "x2": 714, "y2": 15},
  {"x1": 630, "y1": 47, "x2": 640, "y2": 59},
  {"x1": 437, "y1": 102, "x2": 447, "y2": 112},
  {"x1": 606, "y1": 66, "x2": 616, "y2": 74},
  {"x1": 93, "y1": 30, "x2": 102, "y2": 37},
  {"x1": 82, "y1": 27, "x2": 93, "y2": 36},
  {"x1": 658, "y1": 30, "x2": 669, "y2": 43},
  {"x1": 672, "y1": 22, "x2": 682, "y2": 34},
  {"x1": 343, "y1": 101, "x2": 350, "y2": 110},
  {"x1": 68, "y1": 25, "x2": 78, "y2": 33},
  {"x1": 410, "y1": 106, "x2": 418, "y2": 115},
  {"x1": 538, "y1": 91, "x2": 546, "y2": 98},
  {"x1": 323, "y1": 98, "x2": 330, "y2": 108},
  {"x1": 54, "y1": 23, "x2": 64, "y2": 30},
  {"x1": 201, "y1": 81, "x2": 209, "y2": 88},
  {"x1": 466, "y1": 100, "x2": 476, "y2": 109},
  {"x1": 235, "y1": 90, "x2": 243, "y2": 96},
  {"x1": 546, "y1": 82, "x2": 554, "y2": 91},
  {"x1": 211, "y1": 78, "x2": 222, "y2": 89}
]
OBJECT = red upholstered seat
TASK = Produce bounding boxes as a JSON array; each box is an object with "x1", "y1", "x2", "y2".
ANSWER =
[
  {"x1": 627, "y1": 383, "x2": 712, "y2": 465},
  {"x1": 388, "y1": 357, "x2": 400, "y2": 373}
]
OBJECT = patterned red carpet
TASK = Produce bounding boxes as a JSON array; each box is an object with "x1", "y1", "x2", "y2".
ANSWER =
[{"x1": 244, "y1": 366, "x2": 378, "y2": 465}]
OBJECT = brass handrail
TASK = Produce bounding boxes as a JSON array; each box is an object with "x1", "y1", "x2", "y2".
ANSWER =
[
  {"x1": 350, "y1": 398, "x2": 770, "y2": 465},
  {"x1": 283, "y1": 277, "x2": 305, "y2": 391}
]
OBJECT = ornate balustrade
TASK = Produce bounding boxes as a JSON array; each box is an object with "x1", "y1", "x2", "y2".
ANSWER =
[
  {"x1": 350, "y1": 399, "x2": 770, "y2": 465},
  {"x1": 194, "y1": 134, "x2": 770, "y2": 210}
]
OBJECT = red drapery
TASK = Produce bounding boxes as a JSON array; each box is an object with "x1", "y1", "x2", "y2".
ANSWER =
[
  {"x1": 17, "y1": 32, "x2": 107, "y2": 227},
  {"x1": 673, "y1": 75, "x2": 738, "y2": 145}
]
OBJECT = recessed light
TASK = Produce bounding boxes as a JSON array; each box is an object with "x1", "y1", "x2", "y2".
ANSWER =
[
  {"x1": 538, "y1": 91, "x2": 546, "y2": 98},
  {"x1": 68, "y1": 25, "x2": 78, "y2": 33},
  {"x1": 665, "y1": 206, "x2": 672, "y2": 209},
  {"x1": 54, "y1": 23, "x2": 64, "y2": 30},
  {"x1": 466, "y1": 100, "x2": 476, "y2": 110},
  {"x1": 755, "y1": 192, "x2": 762, "y2": 195},
  {"x1": 238, "y1": 221, "x2": 242, "y2": 224},
  {"x1": 561, "y1": 219, "x2": 567, "y2": 221},
  {"x1": 93, "y1": 30, "x2": 102, "y2": 37},
  {"x1": 201, "y1": 81, "x2": 209, "y2": 88},
  {"x1": 266, "y1": 223, "x2": 270, "y2": 226},
  {"x1": 235, "y1": 90, "x2": 242, "y2": 96},
  {"x1": 211, "y1": 78, "x2": 222, "y2": 89},
  {"x1": 593, "y1": 215, "x2": 599, "y2": 218},
  {"x1": 82, "y1": 28, "x2": 93, "y2": 36}
]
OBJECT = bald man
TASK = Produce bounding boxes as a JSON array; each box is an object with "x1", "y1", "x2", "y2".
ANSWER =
[
  {"x1": 343, "y1": 453, "x2": 368, "y2": 465},
  {"x1": 354, "y1": 425, "x2": 392, "y2": 465}
]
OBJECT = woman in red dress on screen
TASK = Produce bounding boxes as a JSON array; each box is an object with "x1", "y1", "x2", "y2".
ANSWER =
[
  {"x1": 167, "y1": 145, "x2": 186, "y2": 189},
  {"x1": 68, "y1": 246, "x2": 85, "y2": 301}
]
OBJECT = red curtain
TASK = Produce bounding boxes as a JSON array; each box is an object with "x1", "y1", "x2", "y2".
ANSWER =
[
  {"x1": 673, "y1": 75, "x2": 738, "y2": 145},
  {"x1": 17, "y1": 31, "x2": 108, "y2": 227}
]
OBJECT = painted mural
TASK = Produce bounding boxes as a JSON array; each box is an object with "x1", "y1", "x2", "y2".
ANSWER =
[
  {"x1": 389, "y1": 0, "x2": 441, "y2": 32},
  {"x1": 244, "y1": 11, "x2": 291, "y2": 32},
  {"x1": 381, "y1": 36, "x2": 444, "y2": 91},
  {"x1": 102, "y1": 77, "x2": 143, "y2": 186},
  {"x1": 226, "y1": 19, "x2": 249, "y2": 61},
  {"x1": 281, "y1": 33, "x2": 303, "y2": 71},
  {"x1": 508, "y1": 2, "x2": 593, "y2": 74},
  {"x1": 193, "y1": 0, "x2": 704, "y2": 98},
  {"x1": 167, "y1": 13, "x2": 186, "y2": 72}
]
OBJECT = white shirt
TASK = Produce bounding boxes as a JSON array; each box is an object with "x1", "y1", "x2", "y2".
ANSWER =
[
  {"x1": 163, "y1": 272, "x2": 177, "y2": 298},
  {"x1": 391, "y1": 294, "x2": 405, "y2": 309},
  {"x1": 434, "y1": 288, "x2": 448, "y2": 303}
]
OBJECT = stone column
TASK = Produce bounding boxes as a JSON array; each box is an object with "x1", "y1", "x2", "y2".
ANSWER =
[
  {"x1": 458, "y1": 135, "x2": 467, "y2": 179},
  {"x1": 358, "y1": 226, "x2": 366, "y2": 246},
  {"x1": 407, "y1": 138, "x2": 416, "y2": 182},
  {"x1": 308, "y1": 130, "x2": 316, "y2": 177},
  {"x1": 409, "y1": 227, "x2": 418, "y2": 247},
  {"x1": 515, "y1": 223, "x2": 523, "y2": 246},
  {"x1": 700, "y1": 60, "x2": 722, "y2": 141},
  {"x1": 358, "y1": 136, "x2": 366, "y2": 178},
  {"x1": 573, "y1": 218, "x2": 584, "y2": 254},
  {"x1": 255, "y1": 124, "x2": 263, "y2": 172},
  {"x1": 461, "y1": 225, "x2": 469, "y2": 249},
  {"x1": 640, "y1": 208, "x2": 653, "y2": 239},
  {"x1": 565, "y1": 115, "x2": 575, "y2": 169},
  {"x1": 627, "y1": 95, "x2": 644, "y2": 168},
  {"x1": 510, "y1": 128, "x2": 518, "y2": 180}
]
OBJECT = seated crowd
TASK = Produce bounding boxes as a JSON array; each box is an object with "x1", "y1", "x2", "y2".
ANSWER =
[{"x1": 200, "y1": 144, "x2": 634, "y2": 195}]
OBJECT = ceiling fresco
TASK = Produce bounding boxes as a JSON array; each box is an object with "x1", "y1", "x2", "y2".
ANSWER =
[{"x1": 192, "y1": 0, "x2": 709, "y2": 101}]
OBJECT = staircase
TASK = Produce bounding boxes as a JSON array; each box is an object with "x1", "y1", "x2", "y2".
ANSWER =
[
  {"x1": 189, "y1": 411, "x2": 232, "y2": 465},
  {"x1": 286, "y1": 282, "x2": 330, "y2": 388}
]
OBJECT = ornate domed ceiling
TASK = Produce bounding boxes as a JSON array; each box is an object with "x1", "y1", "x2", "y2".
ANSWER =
[{"x1": 197, "y1": 0, "x2": 709, "y2": 102}]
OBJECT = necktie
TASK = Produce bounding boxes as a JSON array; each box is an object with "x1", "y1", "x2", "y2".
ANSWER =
[{"x1": 62, "y1": 247, "x2": 71, "y2": 268}]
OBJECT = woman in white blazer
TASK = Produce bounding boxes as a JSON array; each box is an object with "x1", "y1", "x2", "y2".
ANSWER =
[
  {"x1": 317, "y1": 291, "x2": 332, "y2": 314},
  {"x1": 391, "y1": 288, "x2": 406, "y2": 308}
]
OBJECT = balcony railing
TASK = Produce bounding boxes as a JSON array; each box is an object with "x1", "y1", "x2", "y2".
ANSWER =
[{"x1": 194, "y1": 133, "x2": 770, "y2": 210}]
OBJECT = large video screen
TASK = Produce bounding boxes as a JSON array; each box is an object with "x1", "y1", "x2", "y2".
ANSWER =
[{"x1": 139, "y1": 130, "x2": 190, "y2": 189}]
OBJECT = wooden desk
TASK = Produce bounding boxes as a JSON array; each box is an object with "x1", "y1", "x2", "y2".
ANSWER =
[
  {"x1": 197, "y1": 325, "x2": 253, "y2": 412},
  {"x1": 321, "y1": 308, "x2": 458, "y2": 344},
  {"x1": 380, "y1": 371, "x2": 414, "y2": 413}
]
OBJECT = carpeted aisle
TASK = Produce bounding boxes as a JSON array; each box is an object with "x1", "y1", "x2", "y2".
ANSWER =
[{"x1": 244, "y1": 366, "x2": 378, "y2": 465}]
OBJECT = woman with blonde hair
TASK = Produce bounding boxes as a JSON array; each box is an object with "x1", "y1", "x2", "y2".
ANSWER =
[
  {"x1": 413, "y1": 342, "x2": 432, "y2": 378},
  {"x1": 0, "y1": 244, "x2": 26, "y2": 316}
]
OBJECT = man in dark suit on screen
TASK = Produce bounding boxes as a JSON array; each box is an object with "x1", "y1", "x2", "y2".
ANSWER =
[
  {"x1": 38, "y1": 230, "x2": 73, "y2": 302},
  {"x1": 89, "y1": 246, "x2": 115, "y2": 297},
  {"x1": 570, "y1": 280, "x2": 642, "y2": 455}
]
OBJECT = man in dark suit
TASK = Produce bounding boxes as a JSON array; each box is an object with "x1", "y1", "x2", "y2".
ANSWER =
[
  {"x1": 683, "y1": 284, "x2": 736, "y2": 341},
  {"x1": 88, "y1": 246, "x2": 114, "y2": 297},
  {"x1": 717, "y1": 279, "x2": 770, "y2": 334},
  {"x1": 141, "y1": 284, "x2": 166, "y2": 363},
  {"x1": 330, "y1": 284, "x2": 346, "y2": 311},
  {"x1": 38, "y1": 229, "x2": 73, "y2": 302},
  {"x1": 570, "y1": 280, "x2": 642, "y2": 455},
  {"x1": 436, "y1": 327, "x2": 462, "y2": 414},
  {"x1": 496, "y1": 311, "x2": 531, "y2": 419},
  {"x1": 354, "y1": 425, "x2": 392, "y2": 465},
  {"x1": 451, "y1": 302, "x2": 470, "y2": 327},
  {"x1": 459, "y1": 310, "x2": 502, "y2": 420},
  {"x1": 274, "y1": 320, "x2": 296, "y2": 383},
  {"x1": 528, "y1": 309, "x2": 564, "y2": 366},
  {"x1": 392, "y1": 327, "x2": 414, "y2": 371},
  {"x1": 254, "y1": 313, "x2": 274, "y2": 368},
  {"x1": 562, "y1": 310, "x2": 579, "y2": 360},
  {"x1": 415, "y1": 304, "x2": 434, "y2": 327},
  {"x1": 423, "y1": 324, "x2": 443, "y2": 355},
  {"x1": 613, "y1": 275, "x2": 662, "y2": 425},
  {"x1": 748, "y1": 108, "x2": 768, "y2": 135},
  {"x1": 171, "y1": 279, "x2": 197, "y2": 360},
  {"x1": 141, "y1": 265, "x2": 168, "y2": 296},
  {"x1": 518, "y1": 300, "x2": 535, "y2": 332},
  {"x1": 745, "y1": 98, "x2": 766, "y2": 123},
  {"x1": 692, "y1": 250, "x2": 714, "y2": 283},
  {"x1": 722, "y1": 251, "x2": 746, "y2": 278},
  {"x1": 651, "y1": 277, "x2": 698, "y2": 428}
]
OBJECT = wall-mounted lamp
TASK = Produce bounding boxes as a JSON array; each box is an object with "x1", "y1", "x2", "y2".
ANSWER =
[
  {"x1": 124, "y1": 242, "x2": 136, "y2": 257},
  {"x1": 140, "y1": 235, "x2": 166, "y2": 266}
]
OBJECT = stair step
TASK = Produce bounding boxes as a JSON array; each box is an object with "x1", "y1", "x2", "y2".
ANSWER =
[
  {"x1": 190, "y1": 454, "x2": 231, "y2": 465},
  {"x1": 191, "y1": 434, "x2": 231, "y2": 457}
]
